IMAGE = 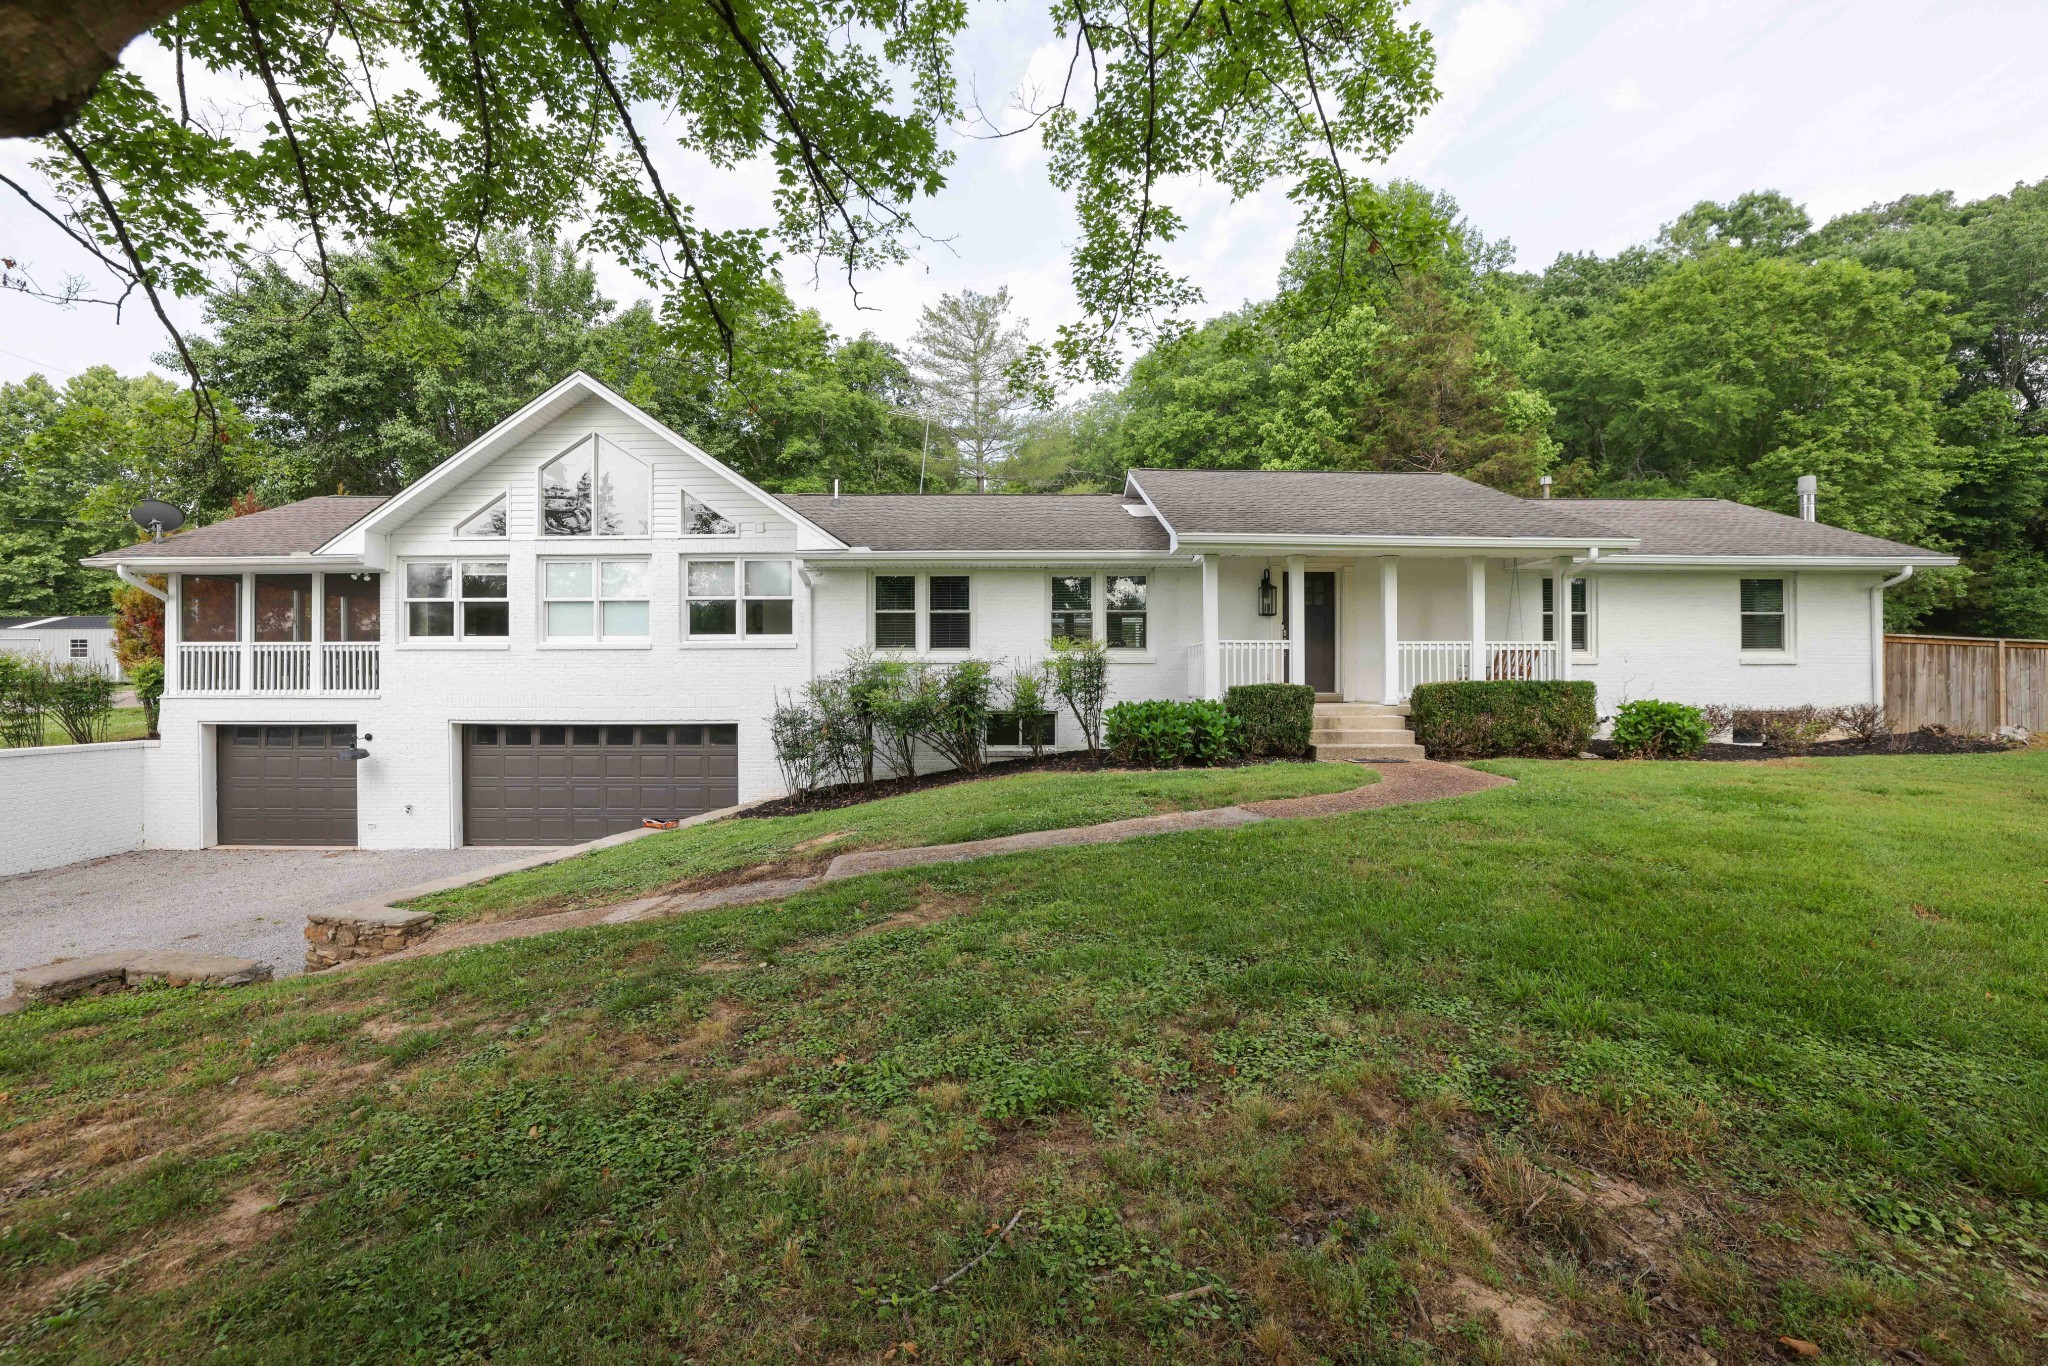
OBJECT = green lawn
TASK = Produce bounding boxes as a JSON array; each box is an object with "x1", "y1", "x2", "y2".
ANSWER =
[
  {"x1": 412, "y1": 759, "x2": 1370, "y2": 922},
  {"x1": 2, "y1": 752, "x2": 2045, "y2": 1361},
  {"x1": 3, "y1": 706, "x2": 152, "y2": 748}
]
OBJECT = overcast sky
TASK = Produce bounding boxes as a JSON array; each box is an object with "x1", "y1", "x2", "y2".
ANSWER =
[{"x1": 1, "y1": 0, "x2": 2044, "y2": 388}]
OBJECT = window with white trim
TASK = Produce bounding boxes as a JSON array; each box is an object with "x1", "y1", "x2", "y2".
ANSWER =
[
  {"x1": 1740, "y1": 578, "x2": 1787, "y2": 651},
  {"x1": 455, "y1": 495, "x2": 507, "y2": 537},
  {"x1": 928, "y1": 575, "x2": 970, "y2": 649},
  {"x1": 544, "y1": 559, "x2": 650, "y2": 640},
  {"x1": 1051, "y1": 575, "x2": 1093, "y2": 641},
  {"x1": 682, "y1": 492, "x2": 737, "y2": 536},
  {"x1": 406, "y1": 560, "x2": 508, "y2": 640},
  {"x1": 1105, "y1": 574, "x2": 1147, "y2": 649},
  {"x1": 1541, "y1": 578, "x2": 1589, "y2": 653},
  {"x1": 874, "y1": 575, "x2": 916, "y2": 649},
  {"x1": 685, "y1": 558, "x2": 794, "y2": 639},
  {"x1": 540, "y1": 436, "x2": 650, "y2": 536}
]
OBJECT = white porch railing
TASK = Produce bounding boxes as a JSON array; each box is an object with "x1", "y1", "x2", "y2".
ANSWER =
[
  {"x1": 1219, "y1": 639, "x2": 1288, "y2": 689},
  {"x1": 1396, "y1": 640, "x2": 1561, "y2": 698},
  {"x1": 175, "y1": 642, "x2": 380, "y2": 695},
  {"x1": 178, "y1": 643, "x2": 240, "y2": 693},
  {"x1": 252, "y1": 643, "x2": 314, "y2": 692},
  {"x1": 322, "y1": 642, "x2": 380, "y2": 694}
]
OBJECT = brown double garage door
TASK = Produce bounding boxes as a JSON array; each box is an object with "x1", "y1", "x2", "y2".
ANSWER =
[{"x1": 462, "y1": 724, "x2": 739, "y2": 845}]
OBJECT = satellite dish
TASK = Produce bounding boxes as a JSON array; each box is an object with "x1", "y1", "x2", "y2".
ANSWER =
[{"x1": 129, "y1": 499, "x2": 186, "y2": 542}]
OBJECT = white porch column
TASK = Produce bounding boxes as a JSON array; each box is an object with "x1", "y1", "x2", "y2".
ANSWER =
[
  {"x1": 1379, "y1": 556, "x2": 1400, "y2": 704},
  {"x1": 165, "y1": 573, "x2": 182, "y2": 697},
  {"x1": 239, "y1": 571, "x2": 255, "y2": 695},
  {"x1": 311, "y1": 570, "x2": 326, "y2": 694},
  {"x1": 1285, "y1": 554, "x2": 1306, "y2": 688},
  {"x1": 1200, "y1": 555, "x2": 1222, "y2": 700},
  {"x1": 1552, "y1": 556, "x2": 1573, "y2": 681},
  {"x1": 1466, "y1": 556, "x2": 1487, "y2": 682}
]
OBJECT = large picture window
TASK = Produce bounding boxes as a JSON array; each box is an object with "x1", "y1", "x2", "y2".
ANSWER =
[
  {"x1": 540, "y1": 436, "x2": 651, "y2": 537},
  {"x1": 406, "y1": 561, "x2": 508, "y2": 640},
  {"x1": 180, "y1": 574, "x2": 240, "y2": 643},
  {"x1": 1542, "y1": 578, "x2": 1589, "y2": 653},
  {"x1": 1740, "y1": 578, "x2": 1788, "y2": 651},
  {"x1": 545, "y1": 559, "x2": 650, "y2": 640},
  {"x1": 686, "y1": 559, "x2": 795, "y2": 639}
]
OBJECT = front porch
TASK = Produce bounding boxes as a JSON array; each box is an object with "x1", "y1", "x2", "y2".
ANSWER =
[{"x1": 1187, "y1": 552, "x2": 1582, "y2": 703}]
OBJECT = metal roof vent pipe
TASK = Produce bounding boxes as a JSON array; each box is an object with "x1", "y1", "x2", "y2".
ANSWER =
[
  {"x1": 1539, "y1": 475, "x2": 1553, "y2": 499},
  {"x1": 1797, "y1": 474, "x2": 1817, "y2": 521},
  {"x1": 832, "y1": 478, "x2": 841, "y2": 502}
]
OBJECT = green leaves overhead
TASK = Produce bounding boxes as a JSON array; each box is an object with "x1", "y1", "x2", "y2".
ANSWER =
[{"x1": 18, "y1": 0, "x2": 1438, "y2": 387}]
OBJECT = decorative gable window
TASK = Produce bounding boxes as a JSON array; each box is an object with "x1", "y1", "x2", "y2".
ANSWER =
[
  {"x1": 683, "y1": 492, "x2": 738, "y2": 536},
  {"x1": 1740, "y1": 578, "x2": 1788, "y2": 651},
  {"x1": 456, "y1": 495, "x2": 507, "y2": 537},
  {"x1": 540, "y1": 436, "x2": 650, "y2": 537}
]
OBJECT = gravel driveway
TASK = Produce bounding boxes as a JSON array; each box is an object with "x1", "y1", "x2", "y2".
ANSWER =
[{"x1": 0, "y1": 846, "x2": 540, "y2": 995}]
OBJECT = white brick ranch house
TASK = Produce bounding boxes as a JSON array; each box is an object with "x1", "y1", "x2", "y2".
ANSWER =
[{"x1": 84, "y1": 372, "x2": 1955, "y2": 851}]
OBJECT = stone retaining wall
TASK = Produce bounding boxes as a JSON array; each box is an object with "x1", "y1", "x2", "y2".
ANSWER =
[{"x1": 305, "y1": 908, "x2": 436, "y2": 971}]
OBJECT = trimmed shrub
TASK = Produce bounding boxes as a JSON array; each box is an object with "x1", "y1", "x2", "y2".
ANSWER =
[
  {"x1": 1002, "y1": 662, "x2": 1052, "y2": 760},
  {"x1": 1610, "y1": 699, "x2": 1710, "y2": 759},
  {"x1": 0, "y1": 654, "x2": 44, "y2": 748},
  {"x1": 920, "y1": 658, "x2": 998, "y2": 774},
  {"x1": 1409, "y1": 680, "x2": 1597, "y2": 759},
  {"x1": 1047, "y1": 637, "x2": 1109, "y2": 758},
  {"x1": 1735, "y1": 705, "x2": 1833, "y2": 755},
  {"x1": 1105, "y1": 699, "x2": 1246, "y2": 767},
  {"x1": 130, "y1": 657, "x2": 165, "y2": 734},
  {"x1": 40, "y1": 661, "x2": 115, "y2": 746},
  {"x1": 1225, "y1": 682, "x2": 1315, "y2": 757}
]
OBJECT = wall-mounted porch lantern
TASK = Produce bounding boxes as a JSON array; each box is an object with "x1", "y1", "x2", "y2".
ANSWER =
[{"x1": 1257, "y1": 569, "x2": 1279, "y2": 617}]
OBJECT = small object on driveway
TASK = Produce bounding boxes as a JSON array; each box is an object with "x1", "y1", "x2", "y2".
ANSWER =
[{"x1": 642, "y1": 818, "x2": 679, "y2": 829}]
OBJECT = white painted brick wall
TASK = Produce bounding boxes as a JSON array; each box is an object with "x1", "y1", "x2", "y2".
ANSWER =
[{"x1": 0, "y1": 741, "x2": 154, "y2": 876}]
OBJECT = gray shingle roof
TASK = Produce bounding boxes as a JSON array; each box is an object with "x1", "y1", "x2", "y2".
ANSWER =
[
  {"x1": 3, "y1": 615, "x2": 110, "y2": 630},
  {"x1": 1550, "y1": 499, "x2": 1947, "y2": 560},
  {"x1": 1128, "y1": 469, "x2": 1627, "y2": 542},
  {"x1": 780, "y1": 494, "x2": 1171, "y2": 552},
  {"x1": 83, "y1": 496, "x2": 388, "y2": 563}
]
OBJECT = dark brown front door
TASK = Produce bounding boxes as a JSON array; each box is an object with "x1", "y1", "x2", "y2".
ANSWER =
[
  {"x1": 216, "y1": 724, "x2": 359, "y2": 845},
  {"x1": 462, "y1": 724, "x2": 740, "y2": 845},
  {"x1": 1304, "y1": 572, "x2": 1337, "y2": 693}
]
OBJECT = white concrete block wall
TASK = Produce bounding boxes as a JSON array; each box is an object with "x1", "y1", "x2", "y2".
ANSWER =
[{"x1": 0, "y1": 741, "x2": 153, "y2": 876}]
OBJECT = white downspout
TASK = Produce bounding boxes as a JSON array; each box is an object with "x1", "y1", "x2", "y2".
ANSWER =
[
  {"x1": 1872, "y1": 566, "x2": 1913, "y2": 707},
  {"x1": 116, "y1": 565, "x2": 168, "y2": 601}
]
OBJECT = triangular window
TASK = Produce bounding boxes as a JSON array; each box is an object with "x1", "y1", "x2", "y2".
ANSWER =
[
  {"x1": 456, "y1": 495, "x2": 507, "y2": 538},
  {"x1": 541, "y1": 437, "x2": 650, "y2": 536},
  {"x1": 683, "y1": 492, "x2": 738, "y2": 536}
]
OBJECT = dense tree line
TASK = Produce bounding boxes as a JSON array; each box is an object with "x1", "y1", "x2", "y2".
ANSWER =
[{"x1": 6, "y1": 178, "x2": 2046, "y2": 639}]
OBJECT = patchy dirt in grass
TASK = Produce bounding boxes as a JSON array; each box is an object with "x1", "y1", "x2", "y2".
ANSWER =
[
  {"x1": 13, "y1": 1183, "x2": 292, "y2": 1318},
  {"x1": 848, "y1": 890, "x2": 982, "y2": 939},
  {"x1": 1446, "y1": 1274, "x2": 1566, "y2": 1349}
]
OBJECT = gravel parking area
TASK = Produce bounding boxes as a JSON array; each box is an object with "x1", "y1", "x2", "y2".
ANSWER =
[{"x1": 0, "y1": 846, "x2": 540, "y2": 995}]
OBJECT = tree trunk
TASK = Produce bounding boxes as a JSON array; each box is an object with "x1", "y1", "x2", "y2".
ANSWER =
[{"x1": 0, "y1": 0, "x2": 194, "y2": 137}]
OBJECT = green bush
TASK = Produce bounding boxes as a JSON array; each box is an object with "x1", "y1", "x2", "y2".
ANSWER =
[
  {"x1": 1105, "y1": 699, "x2": 1246, "y2": 767},
  {"x1": 1609, "y1": 699, "x2": 1709, "y2": 759},
  {"x1": 1408, "y1": 680, "x2": 1596, "y2": 759},
  {"x1": 0, "y1": 654, "x2": 44, "y2": 748},
  {"x1": 1224, "y1": 683, "x2": 1315, "y2": 757},
  {"x1": 130, "y1": 657, "x2": 165, "y2": 734},
  {"x1": 1046, "y1": 637, "x2": 1109, "y2": 758}
]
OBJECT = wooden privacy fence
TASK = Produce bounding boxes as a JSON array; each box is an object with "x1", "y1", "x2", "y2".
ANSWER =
[{"x1": 1886, "y1": 634, "x2": 2048, "y2": 734}]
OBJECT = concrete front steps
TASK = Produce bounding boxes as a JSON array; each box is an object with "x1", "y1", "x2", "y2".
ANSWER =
[{"x1": 1312, "y1": 701, "x2": 1425, "y2": 762}]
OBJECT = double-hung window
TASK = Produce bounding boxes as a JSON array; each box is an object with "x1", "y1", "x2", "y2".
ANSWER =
[
  {"x1": 406, "y1": 560, "x2": 508, "y2": 640},
  {"x1": 1051, "y1": 575, "x2": 1093, "y2": 640},
  {"x1": 874, "y1": 575, "x2": 916, "y2": 649},
  {"x1": 685, "y1": 559, "x2": 794, "y2": 639},
  {"x1": 928, "y1": 575, "x2": 970, "y2": 649},
  {"x1": 1740, "y1": 578, "x2": 1788, "y2": 652},
  {"x1": 1105, "y1": 575, "x2": 1147, "y2": 649},
  {"x1": 544, "y1": 560, "x2": 650, "y2": 641},
  {"x1": 1542, "y1": 578, "x2": 1589, "y2": 653}
]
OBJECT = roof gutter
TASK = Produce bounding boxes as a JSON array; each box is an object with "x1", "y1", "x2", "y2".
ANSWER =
[
  {"x1": 1177, "y1": 533, "x2": 1638, "y2": 552},
  {"x1": 114, "y1": 565, "x2": 167, "y2": 602}
]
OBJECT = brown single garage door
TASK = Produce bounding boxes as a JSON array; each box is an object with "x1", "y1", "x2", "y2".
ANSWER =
[
  {"x1": 462, "y1": 724, "x2": 739, "y2": 846},
  {"x1": 217, "y1": 724, "x2": 359, "y2": 845}
]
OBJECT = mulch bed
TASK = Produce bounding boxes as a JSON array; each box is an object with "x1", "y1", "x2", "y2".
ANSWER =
[
  {"x1": 1585, "y1": 729, "x2": 2022, "y2": 763},
  {"x1": 737, "y1": 752, "x2": 1307, "y2": 819}
]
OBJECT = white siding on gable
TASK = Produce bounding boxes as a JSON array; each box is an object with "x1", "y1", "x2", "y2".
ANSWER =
[{"x1": 390, "y1": 397, "x2": 800, "y2": 547}]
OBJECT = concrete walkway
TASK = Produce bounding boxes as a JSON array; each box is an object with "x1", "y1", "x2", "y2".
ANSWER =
[{"x1": 356, "y1": 760, "x2": 1512, "y2": 970}]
